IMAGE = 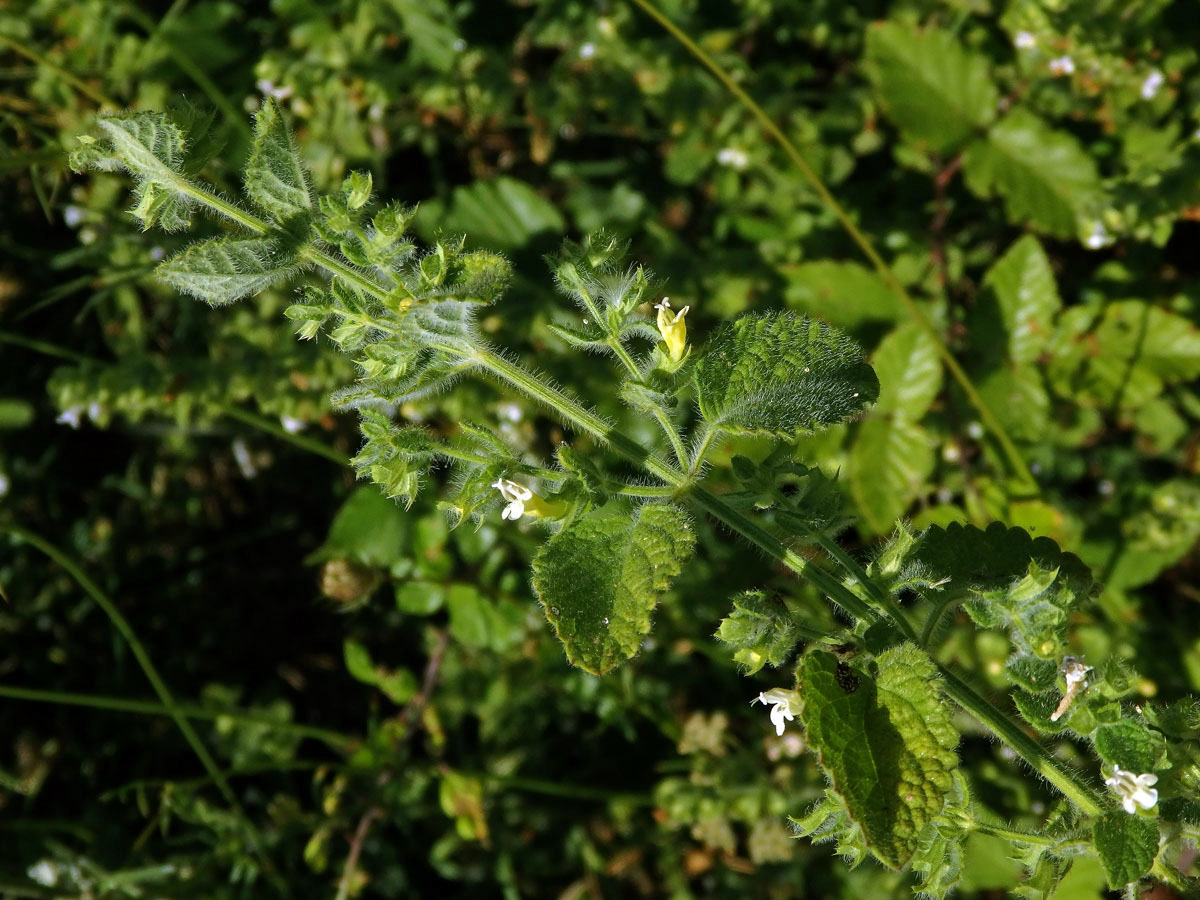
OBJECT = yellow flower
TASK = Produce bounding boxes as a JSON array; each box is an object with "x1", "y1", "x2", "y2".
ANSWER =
[{"x1": 654, "y1": 297, "x2": 690, "y2": 362}]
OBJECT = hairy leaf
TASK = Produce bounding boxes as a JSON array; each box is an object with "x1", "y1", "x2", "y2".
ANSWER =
[
  {"x1": 715, "y1": 591, "x2": 807, "y2": 675},
  {"x1": 531, "y1": 504, "x2": 694, "y2": 675},
  {"x1": 864, "y1": 23, "x2": 998, "y2": 152},
  {"x1": 797, "y1": 645, "x2": 959, "y2": 869},
  {"x1": 244, "y1": 100, "x2": 313, "y2": 223},
  {"x1": 71, "y1": 112, "x2": 194, "y2": 231},
  {"x1": 1094, "y1": 813, "x2": 1158, "y2": 888},
  {"x1": 157, "y1": 237, "x2": 301, "y2": 305},
  {"x1": 694, "y1": 312, "x2": 879, "y2": 439},
  {"x1": 963, "y1": 109, "x2": 1102, "y2": 238},
  {"x1": 1094, "y1": 721, "x2": 1165, "y2": 773},
  {"x1": 908, "y1": 523, "x2": 1094, "y2": 656}
]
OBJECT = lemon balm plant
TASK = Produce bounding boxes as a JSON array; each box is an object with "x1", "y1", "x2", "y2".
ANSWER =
[{"x1": 69, "y1": 101, "x2": 1200, "y2": 896}]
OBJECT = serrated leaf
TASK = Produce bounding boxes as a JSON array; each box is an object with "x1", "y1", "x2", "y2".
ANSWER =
[
  {"x1": 1094, "y1": 813, "x2": 1158, "y2": 888},
  {"x1": 1005, "y1": 654, "x2": 1059, "y2": 694},
  {"x1": 695, "y1": 312, "x2": 879, "y2": 439},
  {"x1": 871, "y1": 323, "x2": 943, "y2": 418},
  {"x1": 531, "y1": 504, "x2": 694, "y2": 675},
  {"x1": 908, "y1": 522, "x2": 1094, "y2": 656},
  {"x1": 963, "y1": 109, "x2": 1102, "y2": 238},
  {"x1": 157, "y1": 237, "x2": 301, "y2": 305},
  {"x1": 1094, "y1": 721, "x2": 1165, "y2": 772},
  {"x1": 864, "y1": 23, "x2": 998, "y2": 153},
  {"x1": 244, "y1": 100, "x2": 313, "y2": 223},
  {"x1": 76, "y1": 112, "x2": 194, "y2": 231},
  {"x1": 849, "y1": 415, "x2": 935, "y2": 535},
  {"x1": 976, "y1": 236, "x2": 1061, "y2": 367},
  {"x1": 797, "y1": 645, "x2": 959, "y2": 869}
]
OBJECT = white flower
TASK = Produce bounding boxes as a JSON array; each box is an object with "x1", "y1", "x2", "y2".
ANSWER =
[
  {"x1": 27, "y1": 861, "x2": 58, "y2": 886},
  {"x1": 256, "y1": 78, "x2": 293, "y2": 101},
  {"x1": 1141, "y1": 70, "x2": 1164, "y2": 100},
  {"x1": 232, "y1": 438, "x2": 257, "y2": 479},
  {"x1": 579, "y1": 42, "x2": 597, "y2": 60},
  {"x1": 279, "y1": 414, "x2": 306, "y2": 434},
  {"x1": 492, "y1": 478, "x2": 533, "y2": 520},
  {"x1": 716, "y1": 146, "x2": 750, "y2": 170},
  {"x1": 751, "y1": 688, "x2": 798, "y2": 737},
  {"x1": 0, "y1": 472, "x2": 9, "y2": 498},
  {"x1": 1049, "y1": 56, "x2": 1075, "y2": 76},
  {"x1": 1084, "y1": 222, "x2": 1109, "y2": 250},
  {"x1": 56, "y1": 406, "x2": 83, "y2": 429},
  {"x1": 63, "y1": 206, "x2": 85, "y2": 228},
  {"x1": 1051, "y1": 657, "x2": 1092, "y2": 722},
  {"x1": 1014, "y1": 31, "x2": 1036, "y2": 49},
  {"x1": 1105, "y1": 766, "x2": 1159, "y2": 814}
]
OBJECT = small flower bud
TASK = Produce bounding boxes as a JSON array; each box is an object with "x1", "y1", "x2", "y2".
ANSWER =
[{"x1": 654, "y1": 297, "x2": 690, "y2": 362}]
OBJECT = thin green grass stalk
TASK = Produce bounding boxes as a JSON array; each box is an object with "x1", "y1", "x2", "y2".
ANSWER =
[
  {"x1": 0, "y1": 684, "x2": 356, "y2": 750},
  {"x1": 0, "y1": 526, "x2": 247, "y2": 813},
  {"x1": 0, "y1": 32, "x2": 117, "y2": 109},
  {"x1": 626, "y1": 0, "x2": 1039, "y2": 496}
]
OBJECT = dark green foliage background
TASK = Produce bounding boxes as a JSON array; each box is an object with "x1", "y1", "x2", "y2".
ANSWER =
[{"x1": 2, "y1": 0, "x2": 1199, "y2": 897}]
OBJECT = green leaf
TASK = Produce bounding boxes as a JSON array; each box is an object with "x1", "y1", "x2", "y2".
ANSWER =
[
  {"x1": 796, "y1": 645, "x2": 959, "y2": 869},
  {"x1": 1005, "y1": 654, "x2": 1059, "y2": 694},
  {"x1": 343, "y1": 639, "x2": 417, "y2": 704},
  {"x1": 73, "y1": 112, "x2": 194, "y2": 231},
  {"x1": 416, "y1": 177, "x2": 565, "y2": 250},
  {"x1": 781, "y1": 261, "x2": 906, "y2": 335},
  {"x1": 849, "y1": 416, "x2": 935, "y2": 535},
  {"x1": 863, "y1": 23, "x2": 998, "y2": 152},
  {"x1": 976, "y1": 236, "x2": 1062, "y2": 367},
  {"x1": 1094, "y1": 721, "x2": 1165, "y2": 773},
  {"x1": 244, "y1": 100, "x2": 313, "y2": 223},
  {"x1": 694, "y1": 312, "x2": 879, "y2": 439},
  {"x1": 963, "y1": 109, "x2": 1102, "y2": 237},
  {"x1": 715, "y1": 591, "x2": 806, "y2": 675},
  {"x1": 312, "y1": 485, "x2": 410, "y2": 568},
  {"x1": 908, "y1": 522, "x2": 1094, "y2": 657},
  {"x1": 531, "y1": 504, "x2": 694, "y2": 675},
  {"x1": 157, "y1": 237, "x2": 301, "y2": 305},
  {"x1": 871, "y1": 323, "x2": 943, "y2": 418},
  {"x1": 1093, "y1": 813, "x2": 1158, "y2": 888}
]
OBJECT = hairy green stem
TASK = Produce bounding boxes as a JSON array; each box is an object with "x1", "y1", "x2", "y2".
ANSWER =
[
  {"x1": 938, "y1": 666, "x2": 1105, "y2": 814},
  {"x1": 156, "y1": 156, "x2": 1105, "y2": 816},
  {"x1": 1, "y1": 525, "x2": 247, "y2": 811},
  {"x1": 626, "y1": 0, "x2": 1038, "y2": 496},
  {"x1": 0, "y1": 684, "x2": 355, "y2": 750}
]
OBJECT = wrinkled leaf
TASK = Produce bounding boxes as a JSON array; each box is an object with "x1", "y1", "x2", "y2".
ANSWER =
[
  {"x1": 532, "y1": 504, "x2": 694, "y2": 675},
  {"x1": 797, "y1": 645, "x2": 959, "y2": 869}
]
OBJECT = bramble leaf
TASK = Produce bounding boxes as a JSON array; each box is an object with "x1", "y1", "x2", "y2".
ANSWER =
[
  {"x1": 864, "y1": 23, "x2": 998, "y2": 152},
  {"x1": 974, "y1": 236, "x2": 1061, "y2": 367},
  {"x1": 781, "y1": 261, "x2": 906, "y2": 334},
  {"x1": 796, "y1": 645, "x2": 959, "y2": 869},
  {"x1": 694, "y1": 312, "x2": 878, "y2": 439},
  {"x1": 849, "y1": 416, "x2": 935, "y2": 535},
  {"x1": 531, "y1": 504, "x2": 694, "y2": 675},
  {"x1": 244, "y1": 100, "x2": 313, "y2": 223},
  {"x1": 1093, "y1": 813, "x2": 1158, "y2": 888},
  {"x1": 157, "y1": 237, "x2": 301, "y2": 305},
  {"x1": 963, "y1": 109, "x2": 1102, "y2": 238}
]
